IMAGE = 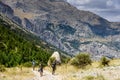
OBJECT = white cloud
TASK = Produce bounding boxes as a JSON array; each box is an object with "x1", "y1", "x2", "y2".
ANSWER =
[
  {"x1": 106, "y1": 0, "x2": 114, "y2": 7},
  {"x1": 105, "y1": 15, "x2": 120, "y2": 22},
  {"x1": 67, "y1": 0, "x2": 120, "y2": 22},
  {"x1": 67, "y1": 0, "x2": 90, "y2": 5},
  {"x1": 114, "y1": 4, "x2": 120, "y2": 9}
]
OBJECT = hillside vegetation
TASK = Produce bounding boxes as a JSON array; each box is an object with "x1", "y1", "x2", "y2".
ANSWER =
[{"x1": 0, "y1": 14, "x2": 53, "y2": 67}]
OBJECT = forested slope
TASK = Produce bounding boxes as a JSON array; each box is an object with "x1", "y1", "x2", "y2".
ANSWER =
[{"x1": 0, "y1": 14, "x2": 53, "y2": 67}]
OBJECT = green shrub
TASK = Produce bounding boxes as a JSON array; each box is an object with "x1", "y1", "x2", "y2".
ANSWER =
[
  {"x1": 70, "y1": 53, "x2": 92, "y2": 68},
  {"x1": 83, "y1": 75, "x2": 94, "y2": 80},
  {"x1": 82, "y1": 75, "x2": 105, "y2": 80},
  {"x1": 0, "y1": 64, "x2": 6, "y2": 72},
  {"x1": 96, "y1": 75, "x2": 105, "y2": 80},
  {"x1": 64, "y1": 57, "x2": 71, "y2": 64},
  {"x1": 69, "y1": 57, "x2": 78, "y2": 66},
  {"x1": 23, "y1": 62, "x2": 32, "y2": 67},
  {"x1": 100, "y1": 56, "x2": 110, "y2": 66}
]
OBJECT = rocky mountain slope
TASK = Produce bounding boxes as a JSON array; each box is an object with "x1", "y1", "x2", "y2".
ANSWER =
[{"x1": 0, "y1": 0, "x2": 120, "y2": 59}]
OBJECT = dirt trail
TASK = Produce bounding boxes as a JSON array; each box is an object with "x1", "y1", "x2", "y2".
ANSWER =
[{"x1": 32, "y1": 70, "x2": 62, "y2": 80}]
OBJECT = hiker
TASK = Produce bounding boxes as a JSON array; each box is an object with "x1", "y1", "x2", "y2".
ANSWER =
[
  {"x1": 38, "y1": 63, "x2": 44, "y2": 77},
  {"x1": 32, "y1": 60, "x2": 36, "y2": 71},
  {"x1": 51, "y1": 60, "x2": 57, "y2": 75}
]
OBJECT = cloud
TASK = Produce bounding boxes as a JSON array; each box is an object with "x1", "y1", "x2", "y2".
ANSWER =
[
  {"x1": 67, "y1": 0, "x2": 120, "y2": 22},
  {"x1": 105, "y1": 15, "x2": 120, "y2": 22},
  {"x1": 67, "y1": 0, "x2": 90, "y2": 5},
  {"x1": 106, "y1": 0, "x2": 114, "y2": 7}
]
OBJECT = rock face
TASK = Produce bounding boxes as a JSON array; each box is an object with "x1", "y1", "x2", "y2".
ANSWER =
[{"x1": 0, "y1": 0, "x2": 120, "y2": 59}]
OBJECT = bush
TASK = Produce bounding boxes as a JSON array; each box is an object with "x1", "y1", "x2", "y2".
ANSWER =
[
  {"x1": 69, "y1": 57, "x2": 78, "y2": 66},
  {"x1": 70, "y1": 53, "x2": 92, "y2": 68},
  {"x1": 96, "y1": 75, "x2": 105, "y2": 80},
  {"x1": 0, "y1": 64, "x2": 6, "y2": 72},
  {"x1": 100, "y1": 56, "x2": 110, "y2": 66},
  {"x1": 83, "y1": 75, "x2": 94, "y2": 80},
  {"x1": 64, "y1": 57, "x2": 71, "y2": 64},
  {"x1": 23, "y1": 62, "x2": 32, "y2": 67},
  {"x1": 82, "y1": 75, "x2": 105, "y2": 80}
]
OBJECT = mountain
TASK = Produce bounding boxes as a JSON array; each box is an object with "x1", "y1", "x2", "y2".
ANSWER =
[{"x1": 0, "y1": 0, "x2": 120, "y2": 59}]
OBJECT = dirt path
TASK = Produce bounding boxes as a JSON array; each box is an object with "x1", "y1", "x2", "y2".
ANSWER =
[{"x1": 32, "y1": 70, "x2": 62, "y2": 80}]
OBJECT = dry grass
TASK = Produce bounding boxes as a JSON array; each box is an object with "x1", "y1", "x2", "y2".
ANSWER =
[
  {"x1": 109, "y1": 59, "x2": 120, "y2": 66},
  {"x1": 0, "y1": 67, "x2": 34, "y2": 80},
  {"x1": 57, "y1": 64, "x2": 79, "y2": 74},
  {"x1": 0, "y1": 59, "x2": 120, "y2": 80},
  {"x1": 44, "y1": 64, "x2": 80, "y2": 80}
]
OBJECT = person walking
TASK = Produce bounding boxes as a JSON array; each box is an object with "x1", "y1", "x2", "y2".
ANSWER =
[
  {"x1": 38, "y1": 63, "x2": 44, "y2": 77},
  {"x1": 32, "y1": 60, "x2": 36, "y2": 71},
  {"x1": 51, "y1": 60, "x2": 57, "y2": 75}
]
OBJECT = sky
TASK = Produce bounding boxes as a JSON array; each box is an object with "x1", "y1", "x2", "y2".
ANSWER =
[{"x1": 67, "y1": 0, "x2": 120, "y2": 22}]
